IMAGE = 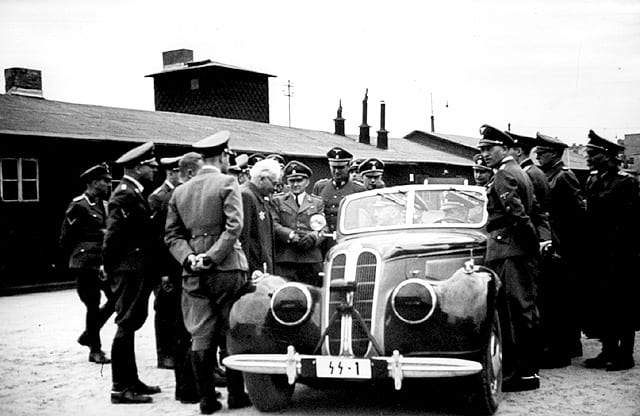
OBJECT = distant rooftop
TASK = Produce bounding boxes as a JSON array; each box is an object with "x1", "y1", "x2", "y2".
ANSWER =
[{"x1": 0, "y1": 94, "x2": 474, "y2": 167}]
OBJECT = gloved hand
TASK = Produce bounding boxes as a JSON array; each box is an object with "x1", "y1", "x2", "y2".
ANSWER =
[
  {"x1": 297, "y1": 231, "x2": 317, "y2": 250},
  {"x1": 183, "y1": 254, "x2": 197, "y2": 273}
]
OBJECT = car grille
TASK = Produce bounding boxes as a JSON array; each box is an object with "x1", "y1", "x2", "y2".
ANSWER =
[{"x1": 328, "y1": 251, "x2": 377, "y2": 356}]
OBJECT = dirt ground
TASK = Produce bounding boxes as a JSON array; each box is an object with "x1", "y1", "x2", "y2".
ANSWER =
[{"x1": 0, "y1": 289, "x2": 638, "y2": 416}]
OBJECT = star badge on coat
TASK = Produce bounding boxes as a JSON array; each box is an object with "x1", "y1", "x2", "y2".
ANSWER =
[{"x1": 259, "y1": 210, "x2": 266, "y2": 221}]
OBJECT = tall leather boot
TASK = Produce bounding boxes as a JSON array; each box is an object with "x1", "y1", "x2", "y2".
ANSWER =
[
  {"x1": 175, "y1": 344, "x2": 198, "y2": 403},
  {"x1": 226, "y1": 368, "x2": 252, "y2": 409},
  {"x1": 191, "y1": 349, "x2": 221, "y2": 414}
]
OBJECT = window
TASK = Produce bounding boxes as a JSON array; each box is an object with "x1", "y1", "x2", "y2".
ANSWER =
[{"x1": 1, "y1": 158, "x2": 39, "y2": 202}]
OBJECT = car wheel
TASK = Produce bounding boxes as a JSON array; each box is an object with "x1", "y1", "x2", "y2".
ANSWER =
[
  {"x1": 467, "y1": 312, "x2": 502, "y2": 415},
  {"x1": 244, "y1": 373, "x2": 294, "y2": 412}
]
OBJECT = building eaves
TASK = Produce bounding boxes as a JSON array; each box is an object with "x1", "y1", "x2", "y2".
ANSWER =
[
  {"x1": 145, "y1": 60, "x2": 275, "y2": 78},
  {"x1": 405, "y1": 130, "x2": 479, "y2": 151},
  {"x1": 0, "y1": 94, "x2": 474, "y2": 167}
]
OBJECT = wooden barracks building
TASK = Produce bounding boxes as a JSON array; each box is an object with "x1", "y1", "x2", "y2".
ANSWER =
[{"x1": 0, "y1": 49, "x2": 586, "y2": 293}]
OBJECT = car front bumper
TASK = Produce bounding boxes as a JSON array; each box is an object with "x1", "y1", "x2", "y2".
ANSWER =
[{"x1": 222, "y1": 345, "x2": 482, "y2": 390}]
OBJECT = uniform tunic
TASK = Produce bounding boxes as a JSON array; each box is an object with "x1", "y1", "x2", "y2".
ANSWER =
[
  {"x1": 521, "y1": 158, "x2": 552, "y2": 241},
  {"x1": 59, "y1": 192, "x2": 114, "y2": 350},
  {"x1": 272, "y1": 191, "x2": 325, "y2": 285},
  {"x1": 312, "y1": 178, "x2": 364, "y2": 233},
  {"x1": 165, "y1": 166, "x2": 248, "y2": 351},
  {"x1": 485, "y1": 156, "x2": 540, "y2": 379}
]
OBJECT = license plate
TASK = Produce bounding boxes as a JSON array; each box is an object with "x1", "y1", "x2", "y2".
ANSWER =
[{"x1": 315, "y1": 357, "x2": 372, "y2": 379}]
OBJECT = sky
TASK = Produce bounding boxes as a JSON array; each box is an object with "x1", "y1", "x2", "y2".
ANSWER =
[{"x1": 1, "y1": 0, "x2": 639, "y2": 145}]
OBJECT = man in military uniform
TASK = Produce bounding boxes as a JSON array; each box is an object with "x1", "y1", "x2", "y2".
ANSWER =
[
  {"x1": 349, "y1": 157, "x2": 366, "y2": 184},
  {"x1": 472, "y1": 153, "x2": 493, "y2": 187},
  {"x1": 312, "y1": 147, "x2": 365, "y2": 235},
  {"x1": 228, "y1": 153, "x2": 249, "y2": 185},
  {"x1": 240, "y1": 158, "x2": 281, "y2": 275},
  {"x1": 358, "y1": 157, "x2": 386, "y2": 190},
  {"x1": 59, "y1": 162, "x2": 115, "y2": 364},
  {"x1": 165, "y1": 131, "x2": 251, "y2": 413},
  {"x1": 534, "y1": 132, "x2": 586, "y2": 368},
  {"x1": 507, "y1": 132, "x2": 552, "y2": 243},
  {"x1": 177, "y1": 151, "x2": 205, "y2": 183},
  {"x1": 478, "y1": 124, "x2": 541, "y2": 392},
  {"x1": 273, "y1": 161, "x2": 326, "y2": 286},
  {"x1": 247, "y1": 153, "x2": 266, "y2": 168},
  {"x1": 147, "y1": 155, "x2": 200, "y2": 402},
  {"x1": 149, "y1": 156, "x2": 182, "y2": 370},
  {"x1": 103, "y1": 142, "x2": 163, "y2": 404},
  {"x1": 581, "y1": 130, "x2": 640, "y2": 371}
]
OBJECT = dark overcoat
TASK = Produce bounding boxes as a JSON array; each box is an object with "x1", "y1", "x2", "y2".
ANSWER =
[
  {"x1": 103, "y1": 176, "x2": 164, "y2": 278},
  {"x1": 240, "y1": 182, "x2": 275, "y2": 275},
  {"x1": 583, "y1": 168, "x2": 640, "y2": 332}
]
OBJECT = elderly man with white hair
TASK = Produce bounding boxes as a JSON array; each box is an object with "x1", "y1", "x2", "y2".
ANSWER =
[{"x1": 240, "y1": 158, "x2": 282, "y2": 276}]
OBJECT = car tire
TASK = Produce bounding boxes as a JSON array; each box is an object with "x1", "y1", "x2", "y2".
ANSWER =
[
  {"x1": 467, "y1": 312, "x2": 502, "y2": 415},
  {"x1": 244, "y1": 373, "x2": 294, "y2": 412}
]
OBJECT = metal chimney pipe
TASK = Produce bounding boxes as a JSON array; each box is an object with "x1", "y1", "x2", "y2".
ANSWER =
[
  {"x1": 359, "y1": 89, "x2": 370, "y2": 144},
  {"x1": 334, "y1": 99, "x2": 345, "y2": 136},
  {"x1": 377, "y1": 100, "x2": 388, "y2": 149}
]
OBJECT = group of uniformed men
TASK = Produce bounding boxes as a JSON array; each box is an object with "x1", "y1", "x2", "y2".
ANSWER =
[
  {"x1": 475, "y1": 125, "x2": 639, "y2": 393},
  {"x1": 59, "y1": 130, "x2": 386, "y2": 413},
  {"x1": 59, "y1": 124, "x2": 638, "y2": 411}
]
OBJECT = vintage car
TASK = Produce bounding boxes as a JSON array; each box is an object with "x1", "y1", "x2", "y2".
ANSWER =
[{"x1": 223, "y1": 184, "x2": 502, "y2": 414}]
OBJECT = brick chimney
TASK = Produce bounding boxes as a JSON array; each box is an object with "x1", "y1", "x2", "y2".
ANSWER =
[
  {"x1": 162, "y1": 49, "x2": 194, "y2": 70},
  {"x1": 359, "y1": 89, "x2": 370, "y2": 144},
  {"x1": 334, "y1": 99, "x2": 345, "y2": 136},
  {"x1": 5, "y1": 67, "x2": 43, "y2": 98},
  {"x1": 376, "y1": 101, "x2": 388, "y2": 149}
]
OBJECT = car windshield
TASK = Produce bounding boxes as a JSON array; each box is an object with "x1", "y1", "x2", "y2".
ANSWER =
[{"x1": 340, "y1": 186, "x2": 487, "y2": 233}]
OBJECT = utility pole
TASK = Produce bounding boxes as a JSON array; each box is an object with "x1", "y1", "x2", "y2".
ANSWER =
[{"x1": 283, "y1": 80, "x2": 294, "y2": 127}]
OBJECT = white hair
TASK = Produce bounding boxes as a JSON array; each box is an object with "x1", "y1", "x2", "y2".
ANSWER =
[{"x1": 249, "y1": 159, "x2": 282, "y2": 182}]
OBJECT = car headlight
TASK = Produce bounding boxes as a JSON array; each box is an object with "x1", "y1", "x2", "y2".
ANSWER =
[
  {"x1": 391, "y1": 279, "x2": 437, "y2": 324},
  {"x1": 270, "y1": 283, "x2": 313, "y2": 326}
]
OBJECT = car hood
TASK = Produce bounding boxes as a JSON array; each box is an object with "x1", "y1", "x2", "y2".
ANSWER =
[{"x1": 332, "y1": 229, "x2": 487, "y2": 260}]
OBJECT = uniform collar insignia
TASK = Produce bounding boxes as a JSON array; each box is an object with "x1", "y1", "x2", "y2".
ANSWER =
[{"x1": 123, "y1": 175, "x2": 144, "y2": 193}]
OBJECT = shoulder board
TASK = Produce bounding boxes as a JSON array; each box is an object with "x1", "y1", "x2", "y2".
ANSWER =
[
  {"x1": 315, "y1": 178, "x2": 330, "y2": 185},
  {"x1": 523, "y1": 165, "x2": 532, "y2": 172},
  {"x1": 618, "y1": 170, "x2": 629, "y2": 176},
  {"x1": 72, "y1": 195, "x2": 84, "y2": 202},
  {"x1": 150, "y1": 186, "x2": 162, "y2": 196},
  {"x1": 561, "y1": 167, "x2": 569, "y2": 171},
  {"x1": 498, "y1": 164, "x2": 507, "y2": 171}
]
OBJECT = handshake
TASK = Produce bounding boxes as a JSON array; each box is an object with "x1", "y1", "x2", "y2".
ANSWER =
[
  {"x1": 184, "y1": 253, "x2": 214, "y2": 273},
  {"x1": 289, "y1": 230, "x2": 318, "y2": 250}
]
